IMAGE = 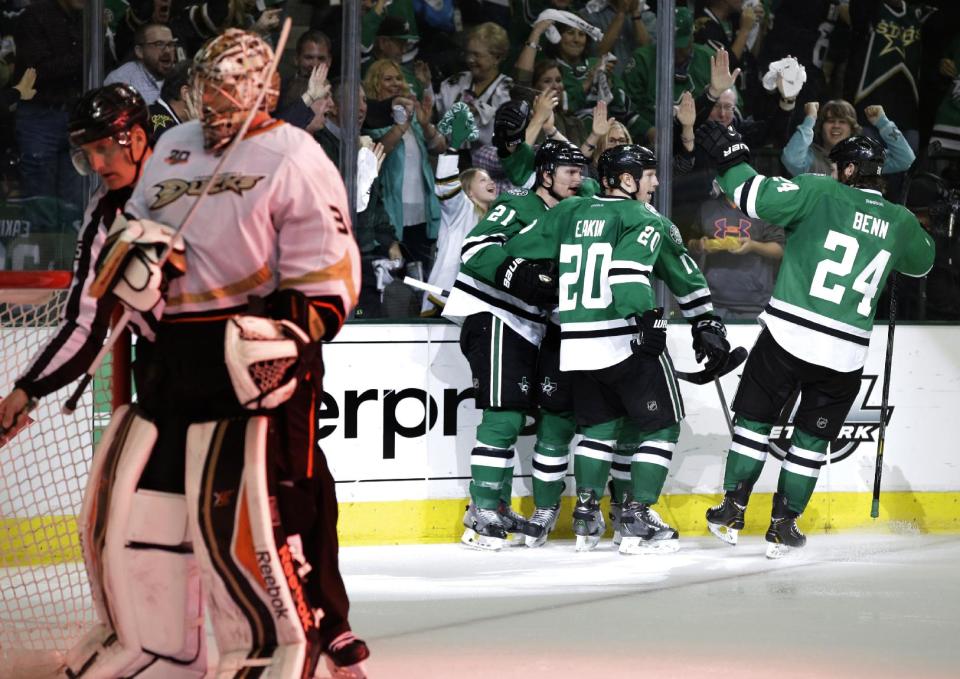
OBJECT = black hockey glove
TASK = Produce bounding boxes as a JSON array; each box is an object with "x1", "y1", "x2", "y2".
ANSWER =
[
  {"x1": 631, "y1": 308, "x2": 668, "y2": 358},
  {"x1": 695, "y1": 120, "x2": 751, "y2": 173},
  {"x1": 691, "y1": 315, "x2": 731, "y2": 373},
  {"x1": 493, "y1": 100, "x2": 530, "y2": 156},
  {"x1": 494, "y1": 256, "x2": 557, "y2": 307}
]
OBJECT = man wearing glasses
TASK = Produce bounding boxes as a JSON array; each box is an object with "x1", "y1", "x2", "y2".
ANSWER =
[{"x1": 105, "y1": 22, "x2": 179, "y2": 105}]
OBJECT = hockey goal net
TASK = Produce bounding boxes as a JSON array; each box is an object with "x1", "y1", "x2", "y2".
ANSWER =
[{"x1": 0, "y1": 271, "x2": 129, "y2": 675}]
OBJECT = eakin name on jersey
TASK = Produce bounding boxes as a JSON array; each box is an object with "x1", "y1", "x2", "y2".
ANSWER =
[{"x1": 125, "y1": 119, "x2": 360, "y2": 321}]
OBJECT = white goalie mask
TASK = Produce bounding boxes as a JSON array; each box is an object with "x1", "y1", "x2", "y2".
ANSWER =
[
  {"x1": 191, "y1": 28, "x2": 280, "y2": 152},
  {"x1": 225, "y1": 316, "x2": 310, "y2": 410}
]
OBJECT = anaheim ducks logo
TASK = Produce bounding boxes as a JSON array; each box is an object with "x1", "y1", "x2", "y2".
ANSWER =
[{"x1": 150, "y1": 173, "x2": 266, "y2": 209}]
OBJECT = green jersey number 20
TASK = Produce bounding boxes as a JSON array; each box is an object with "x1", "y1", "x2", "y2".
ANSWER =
[
  {"x1": 809, "y1": 229, "x2": 891, "y2": 317},
  {"x1": 559, "y1": 242, "x2": 613, "y2": 310}
]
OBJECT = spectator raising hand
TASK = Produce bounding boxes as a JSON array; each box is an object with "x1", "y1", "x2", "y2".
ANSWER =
[
  {"x1": 676, "y1": 91, "x2": 695, "y2": 152},
  {"x1": 302, "y1": 63, "x2": 331, "y2": 107},
  {"x1": 581, "y1": 99, "x2": 615, "y2": 157}
]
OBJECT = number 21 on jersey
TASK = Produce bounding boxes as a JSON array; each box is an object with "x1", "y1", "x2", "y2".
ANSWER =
[{"x1": 809, "y1": 229, "x2": 891, "y2": 317}]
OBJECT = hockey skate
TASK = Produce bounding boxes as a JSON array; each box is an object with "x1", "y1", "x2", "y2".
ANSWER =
[
  {"x1": 572, "y1": 490, "x2": 605, "y2": 552},
  {"x1": 618, "y1": 501, "x2": 680, "y2": 555},
  {"x1": 498, "y1": 501, "x2": 530, "y2": 546},
  {"x1": 706, "y1": 481, "x2": 751, "y2": 546},
  {"x1": 523, "y1": 504, "x2": 560, "y2": 548},
  {"x1": 461, "y1": 503, "x2": 508, "y2": 551},
  {"x1": 322, "y1": 631, "x2": 370, "y2": 679},
  {"x1": 764, "y1": 493, "x2": 806, "y2": 559},
  {"x1": 609, "y1": 498, "x2": 623, "y2": 547}
]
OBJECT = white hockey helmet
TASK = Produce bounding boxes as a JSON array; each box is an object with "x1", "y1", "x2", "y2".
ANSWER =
[
  {"x1": 191, "y1": 28, "x2": 280, "y2": 152},
  {"x1": 225, "y1": 316, "x2": 310, "y2": 410}
]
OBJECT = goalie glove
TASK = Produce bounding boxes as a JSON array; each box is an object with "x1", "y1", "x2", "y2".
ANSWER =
[
  {"x1": 91, "y1": 215, "x2": 186, "y2": 312},
  {"x1": 631, "y1": 307, "x2": 667, "y2": 358},
  {"x1": 691, "y1": 315, "x2": 731, "y2": 373},
  {"x1": 493, "y1": 100, "x2": 530, "y2": 155},
  {"x1": 494, "y1": 256, "x2": 557, "y2": 307},
  {"x1": 695, "y1": 120, "x2": 751, "y2": 173},
  {"x1": 225, "y1": 315, "x2": 311, "y2": 410}
]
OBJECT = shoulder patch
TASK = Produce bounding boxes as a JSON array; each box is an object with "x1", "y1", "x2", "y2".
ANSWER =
[
  {"x1": 669, "y1": 224, "x2": 683, "y2": 246},
  {"x1": 507, "y1": 188, "x2": 528, "y2": 196}
]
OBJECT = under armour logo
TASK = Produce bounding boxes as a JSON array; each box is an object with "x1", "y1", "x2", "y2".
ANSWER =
[
  {"x1": 816, "y1": 417, "x2": 829, "y2": 429},
  {"x1": 540, "y1": 377, "x2": 557, "y2": 396},
  {"x1": 518, "y1": 376, "x2": 530, "y2": 394},
  {"x1": 213, "y1": 489, "x2": 235, "y2": 507}
]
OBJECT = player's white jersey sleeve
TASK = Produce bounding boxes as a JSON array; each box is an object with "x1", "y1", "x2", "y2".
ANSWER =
[{"x1": 273, "y1": 134, "x2": 360, "y2": 322}]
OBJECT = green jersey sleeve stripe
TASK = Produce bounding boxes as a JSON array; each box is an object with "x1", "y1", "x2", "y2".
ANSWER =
[
  {"x1": 675, "y1": 288, "x2": 712, "y2": 305},
  {"x1": 733, "y1": 174, "x2": 765, "y2": 219},
  {"x1": 609, "y1": 274, "x2": 652, "y2": 286},
  {"x1": 610, "y1": 260, "x2": 653, "y2": 272}
]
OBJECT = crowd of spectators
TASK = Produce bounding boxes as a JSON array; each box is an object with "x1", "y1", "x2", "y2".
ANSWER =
[{"x1": 2, "y1": 0, "x2": 959, "y2": 320}]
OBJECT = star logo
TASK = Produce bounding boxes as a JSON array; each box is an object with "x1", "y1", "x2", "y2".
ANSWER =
[
  {"x1": 540, "y1": 377, "x2": 557, "y2": 397},
  {"x1": 518, "y1": 376, "x2": 530, "y2": 395}
]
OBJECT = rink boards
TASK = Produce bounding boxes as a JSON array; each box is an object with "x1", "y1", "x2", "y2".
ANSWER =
[
  {"x1": 323, "y1": 322, "x2": 960, "y2": 543},
  {"x1": 1, "y1": 322, "x2": 958, "y2": 562}
]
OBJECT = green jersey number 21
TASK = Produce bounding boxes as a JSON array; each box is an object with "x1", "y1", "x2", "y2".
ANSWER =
[{"x1": 809, "y1": 230, "x2": 891, "y2": 317}]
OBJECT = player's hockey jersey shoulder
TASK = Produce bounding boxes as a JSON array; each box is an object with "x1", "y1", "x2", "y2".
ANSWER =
[{"x1": 150, "y1": 119, "x2": 204, "y2": 158}]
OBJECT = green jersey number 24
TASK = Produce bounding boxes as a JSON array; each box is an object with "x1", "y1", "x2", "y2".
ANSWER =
[{"x1": 809, "y1": 229, "x2": 891, "y2": 317}]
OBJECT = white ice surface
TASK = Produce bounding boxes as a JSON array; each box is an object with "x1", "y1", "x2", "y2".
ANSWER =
[
  {"x1": 341, "y1": 533, "x2": 960, "y2": 679},
  {"x1": 4, "y1": 533, "x2": 958, "y2": 678}
]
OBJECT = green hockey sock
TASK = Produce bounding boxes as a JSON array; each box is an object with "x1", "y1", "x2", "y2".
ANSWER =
[
  {"x1": 723, "y1": 415, "x2": 773, "y2": 492},
  {"x1": 532, "y1": 410, "x2": 575, "y2": 507},
  {"x1": 475, "y1": 408, "x2": 524, "y2": 450},
  {"x1": 574, "y1": 419, "x2": 621, "y2": 498},
  {"x1": 611, "y1": 442, "x2": 632, "y2": 505},
  {"x1": 469, "y1": 445, "x2": 513, "y2": 510},
  {"x1": 628, "y1": 424, "x2": 680, "y2": 505},
  {"x1": 777, "y1": 428, "x2": 829, "y2": 514}
]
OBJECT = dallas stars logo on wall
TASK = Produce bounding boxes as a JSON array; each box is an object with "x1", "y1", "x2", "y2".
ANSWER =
[{"x1": 768, "y1": 374, "x2": 892, "y2": 464}]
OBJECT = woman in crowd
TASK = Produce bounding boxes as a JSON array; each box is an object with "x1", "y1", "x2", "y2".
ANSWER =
[
  {"x1": 421, "y1": 154, "x2": 498, "y2": 315},
  {"x1": 781, "y1": 99, "x2": 915, "y2": 177},
  {"x1": 436, "y1": 22, "x2": 514, "y2": 148},
  {"x1": 516, "y1": 18, "x2": 631, "y2": 122},
  {"x1": 363, "y1": 58, "x2": 445, "y2": 272}
]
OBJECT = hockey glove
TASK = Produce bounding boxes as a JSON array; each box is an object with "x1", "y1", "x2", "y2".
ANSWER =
[
  {"x1": 493, "y1": 100, "x2": 530, "y2": 156},
  {"x1": 696, "y1": 120, "x2": 751, "y2": 173},
  {"x1": 91, "y1": 215, "x2": 186, "y2": 312},
  {"x1": 691, "y1": 315, "x2": 731, "y2": 373},
  {"x1": 631, "y1": 307, "x2": 668, "y2": 358},
  {"x1": 494, "y1": 256, "x2": 557, "y2": 307}
]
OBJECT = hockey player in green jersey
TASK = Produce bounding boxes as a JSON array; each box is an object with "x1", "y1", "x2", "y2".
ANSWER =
[
  {"x1": 504, "y1": 144, "x2": 731, "y2": 554},
  {"x1": 697, "y1": 122, "x2": 935, "y2": 558},
  {"x1": 442, "y1": 139, "x2": 594, "y2": 550}
]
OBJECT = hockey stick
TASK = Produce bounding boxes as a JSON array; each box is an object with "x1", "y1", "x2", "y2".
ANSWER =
[
  {"x1": 871, "y1": 272, "x2": 897, "y2": 518},
  {"x1": 63, "y1": 19, "x2": 293, "y2": 414},
  {"x1": 714, "y1": 376, "x2": 734, "y2": 437},
  {"x1": 674, "y1": 345, "x2": 748, "y2": 385},
  {"x1": 403, "y1": 276, "x2": 448, "y2": 298}
]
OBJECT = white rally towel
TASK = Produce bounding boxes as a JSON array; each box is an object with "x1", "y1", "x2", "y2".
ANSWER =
[{"x1": 537, "y1": 9, "x2": 604, "y2": 44}]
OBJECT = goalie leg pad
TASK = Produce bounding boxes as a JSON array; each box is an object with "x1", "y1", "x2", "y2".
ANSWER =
[
  {"x1": 186, "y1": 416, "x2": 321, "y2": 679},
  {"x1": 63, "y1": 406, "x2": 206, "y2": 679}
]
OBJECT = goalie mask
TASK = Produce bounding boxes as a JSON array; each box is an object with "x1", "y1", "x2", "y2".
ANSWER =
[
  {"x1": 191, "y1": 28, "x2": 280, "y2": 152},
  {"x1": 225, "y1": 316, "x2": 310, "y2": 410}
]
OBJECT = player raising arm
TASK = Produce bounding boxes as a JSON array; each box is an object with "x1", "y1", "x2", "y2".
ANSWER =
[{"x1": 696, "y1": 121, "x2": 935, "y2": 557}]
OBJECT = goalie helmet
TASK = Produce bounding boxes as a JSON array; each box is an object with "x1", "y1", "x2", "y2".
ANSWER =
[
  {"x1": 225, "y1": 316, "x2": 310, "y2": 410},
  {"x1": 829, "y1": 135, "x2": 886, "y2": 180},
  {"x1": 191, "y1": 28, "x2": 280, "y2": 152},
  {"x1": 597, "y1": 143, "x2": 657, "y2": 194}
]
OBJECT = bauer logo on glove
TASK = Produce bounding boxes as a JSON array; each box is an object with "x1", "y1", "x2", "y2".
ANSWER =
[{"x1": 90, "y1": 214, "x2": 186, "y2": 312}]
